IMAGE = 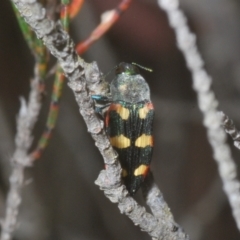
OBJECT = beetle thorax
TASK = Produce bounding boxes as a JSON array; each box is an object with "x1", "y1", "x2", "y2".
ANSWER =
[{"x1": 110, "y1": 74, "x2": 150, "y2": 103}]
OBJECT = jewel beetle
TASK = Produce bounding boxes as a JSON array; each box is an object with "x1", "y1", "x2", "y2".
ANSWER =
[{"x1": 92, "y1": 62, "x2": 154, "y2": 195}]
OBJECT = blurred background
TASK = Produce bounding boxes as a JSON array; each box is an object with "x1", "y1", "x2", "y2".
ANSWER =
[{"x1": 0, "y1": 0, "x2": 240, "y2": 239}]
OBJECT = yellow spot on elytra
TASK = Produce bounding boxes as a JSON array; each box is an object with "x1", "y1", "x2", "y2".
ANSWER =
[
  {"x1": 134, "y1": 165, "x2": 149, "y2": 176},
  {"x1": 109, "y1": 104, "x2": 129, "y2": 120},
  {"x1": 122, "y1": 169, "x2": 128, "y2": 177},
  {"x1": 138, "y1": 105, "x2": 150, "y2": 119},
  {"x1": 110, "y1": 134, "x2": 130, "y2": 148},
  {"x1": 117, "y1": 106, "x2": 129, "y2": 120},
  {"x1": 135, "y1": 134, "x2": 153, "y2": 148}
]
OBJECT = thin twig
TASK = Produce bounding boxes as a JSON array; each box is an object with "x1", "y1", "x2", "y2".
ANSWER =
[
  {"x1": 68, "y1": 0, "x2": 84, "y2": 19},
  {"x1": 0, "y1": 64, "x2": 43, "y2": 240},
  {"x1": 11, "y1": 1, "x2": 189, "y2": 239},
  {"x1": 76, "y1": 0, "x2": 132, "y2": 54},
  {"x1": 30, "y1": 0, "x2": 70, "y2": 160},
  {"x1": 157, "y1": 0, "x2": 240, "y2": 231}
]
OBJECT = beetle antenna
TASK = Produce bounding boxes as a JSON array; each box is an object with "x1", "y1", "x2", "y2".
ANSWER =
[
  {"x1": 101, "y1": 65, "x2": 118, "y2": 80},
  {"x1": 132, "y1": 62, "x2": 153, "y2": 72}
]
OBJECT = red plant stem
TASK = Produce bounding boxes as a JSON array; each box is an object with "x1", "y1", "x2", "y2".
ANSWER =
[
  {"x1": 69, "y1": 0, "x2": 84, "y2": 18},
  {"x1": 76, "y1": 0, "x2": 132, "y2": 55}
]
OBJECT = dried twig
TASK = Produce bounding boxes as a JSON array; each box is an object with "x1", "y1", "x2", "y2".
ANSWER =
[
  {"x1": 10, "y1": 0, "x2": 189, "y2": 239},
  {"x1": 0, "y1": 64, "x2": 43, "y2": 240},
  {"x1": 157, "y1": 0, "x2": 240, "y2": 231}
]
